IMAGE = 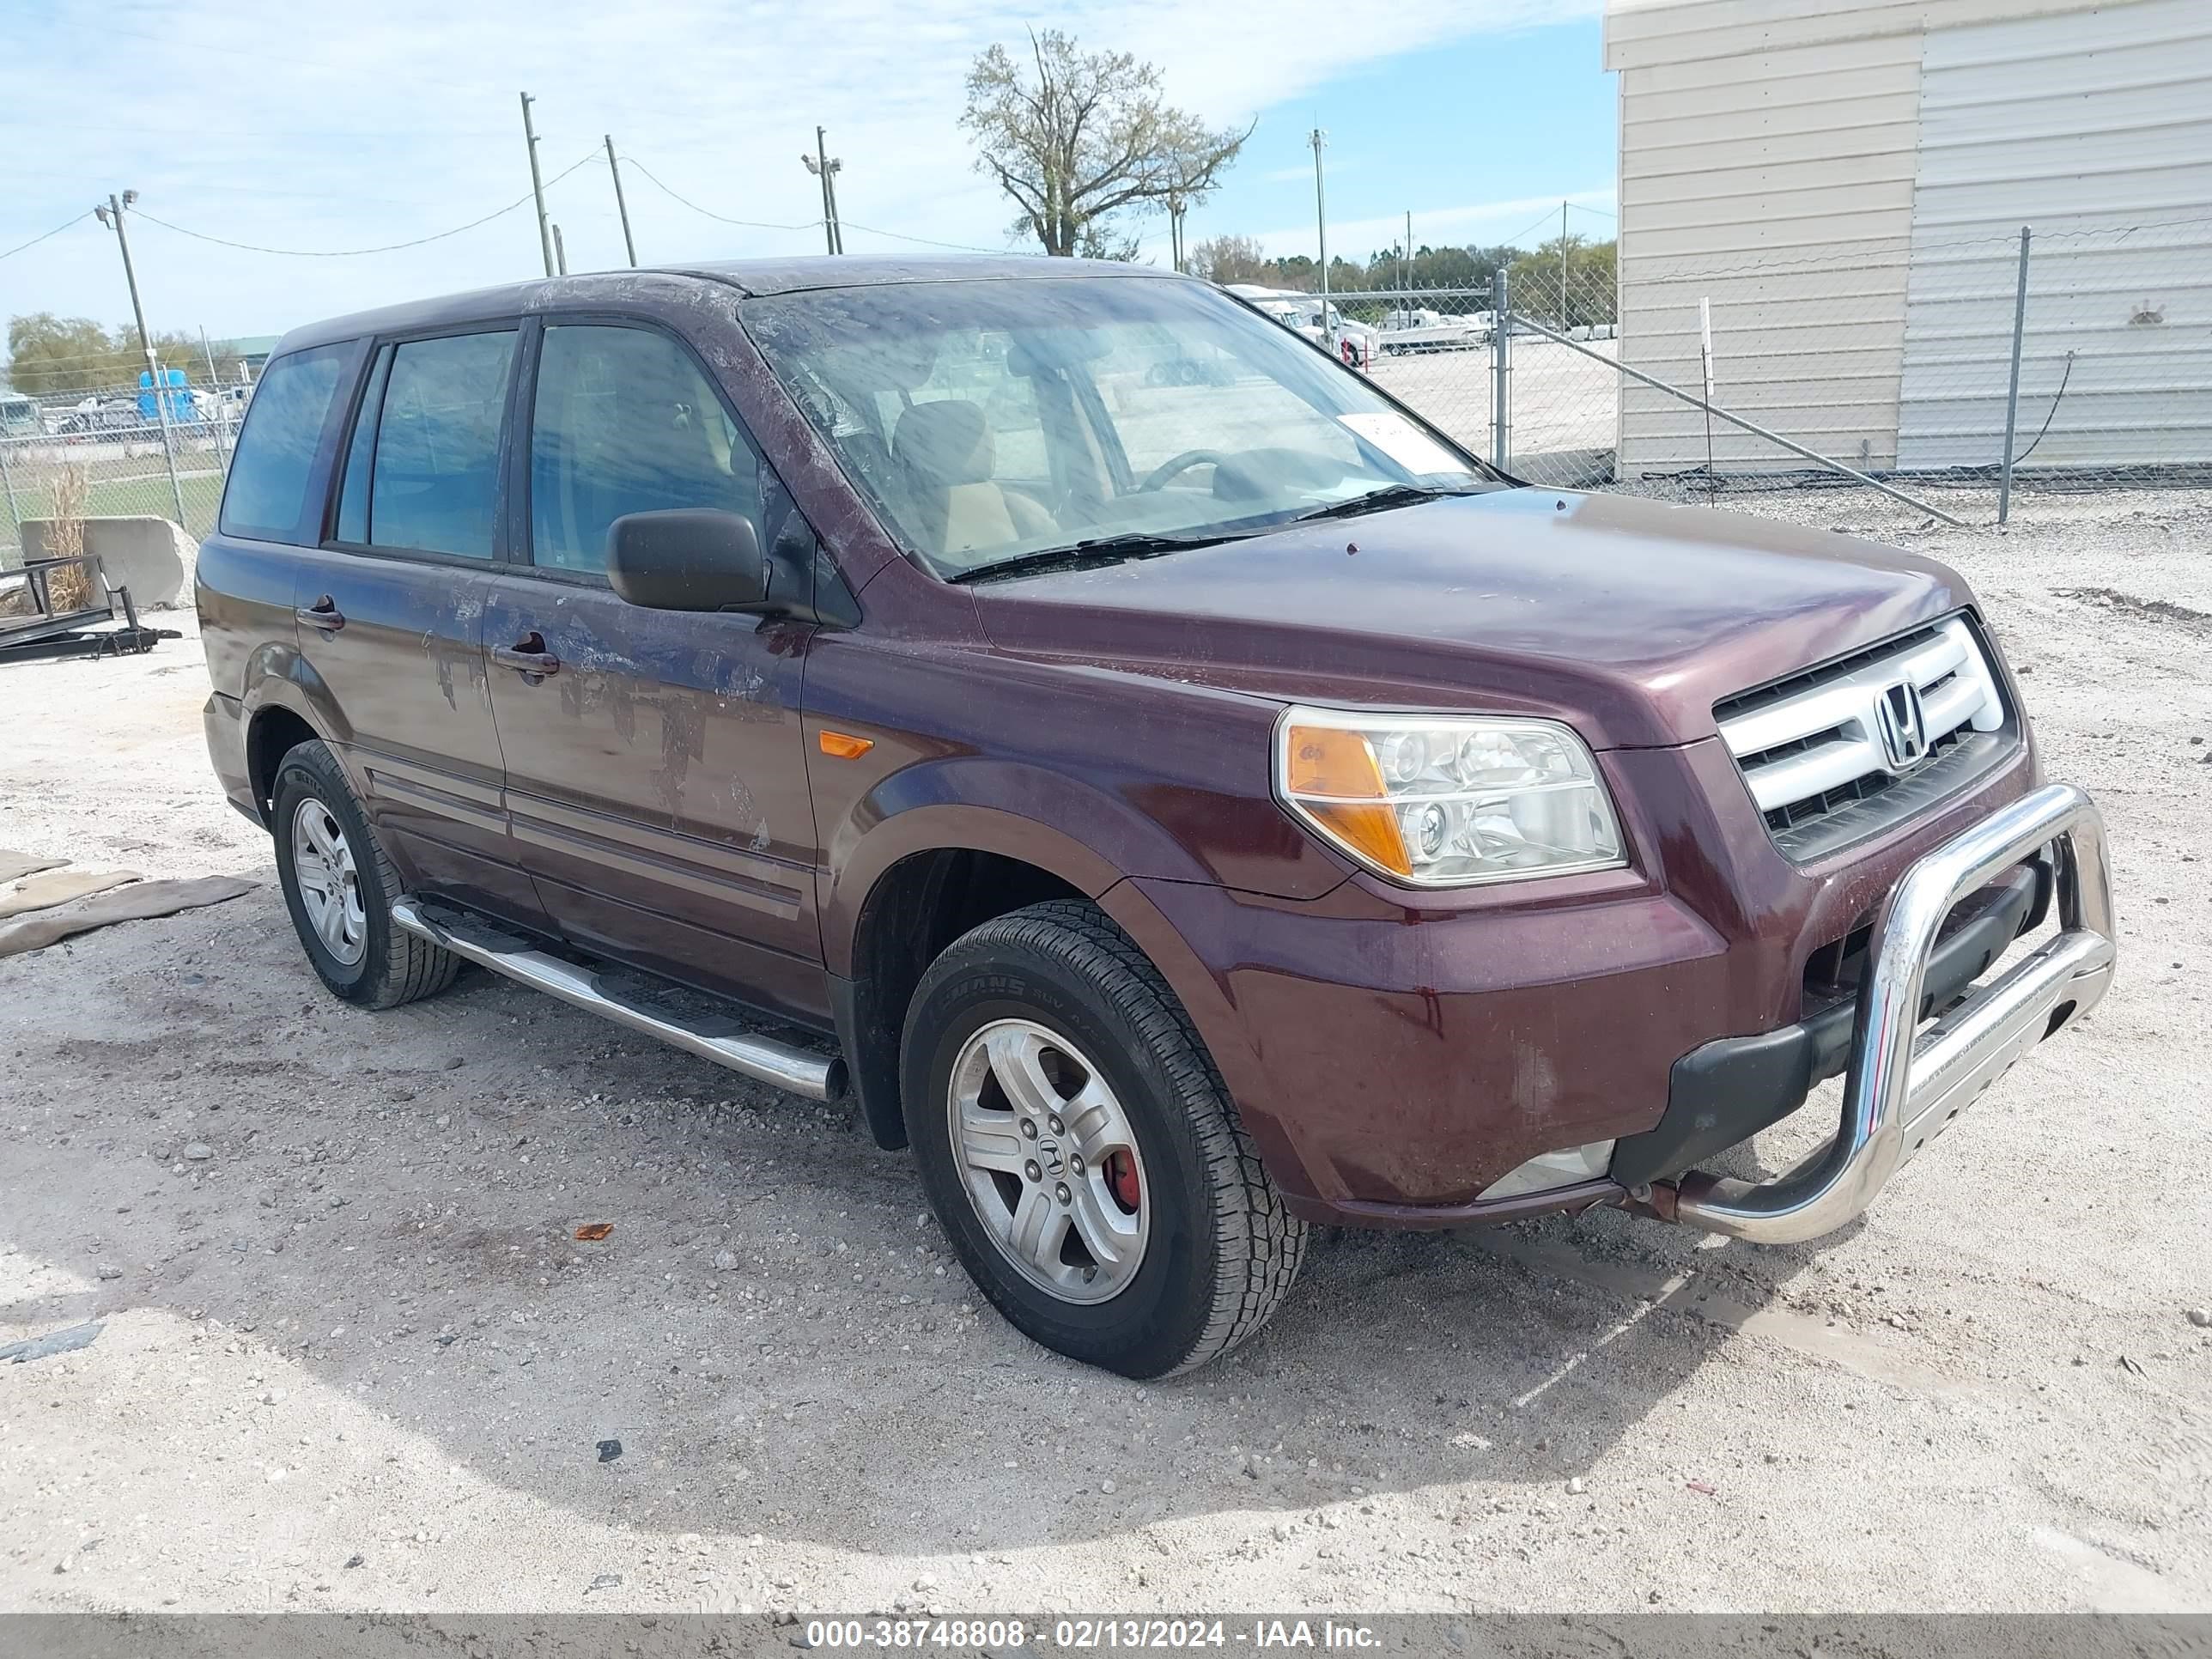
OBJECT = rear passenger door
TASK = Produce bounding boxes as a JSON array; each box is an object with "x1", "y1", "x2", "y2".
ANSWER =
[
  {"x1": 292, "y1": 325, "x2": 550, "y2": 928},
  {"x1": 479, "y1": 319, "x2": 827, "y2": 1026}
]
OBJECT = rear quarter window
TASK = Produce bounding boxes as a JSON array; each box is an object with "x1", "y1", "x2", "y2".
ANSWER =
[{"x1": 217, "y1": 344, "x2": 353, "y2": 543}]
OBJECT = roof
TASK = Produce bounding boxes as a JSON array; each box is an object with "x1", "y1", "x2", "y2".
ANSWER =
[{"x1": 271, "y1": 255, "x2": 1181, "y2": 358}]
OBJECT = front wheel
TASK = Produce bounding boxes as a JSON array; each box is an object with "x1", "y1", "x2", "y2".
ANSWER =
[{"x1": 903, "y1": 901, "x2": 1306, "y2": 1377}]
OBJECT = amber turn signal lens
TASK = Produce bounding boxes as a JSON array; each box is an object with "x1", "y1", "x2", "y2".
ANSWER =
[
  {"x1": 1280, "y1": 723, "x2": 1411, "y2": 876},
  {"x1": 817, "y1": 730, "x2": 874, "y2": 760}
]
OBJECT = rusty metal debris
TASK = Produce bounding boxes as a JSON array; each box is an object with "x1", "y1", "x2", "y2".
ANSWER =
[{"x1": 0, "y1": 556, "x2": 177, "y2": 662}]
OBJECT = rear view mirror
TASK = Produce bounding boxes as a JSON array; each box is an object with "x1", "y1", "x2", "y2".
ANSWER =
[{"x1": 605, "y1": 509, "x2": 769, "y2": 612}]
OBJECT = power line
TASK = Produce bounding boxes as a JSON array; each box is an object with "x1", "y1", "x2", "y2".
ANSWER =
[
  {"x1": 840, "y1": 220, "x2": 1013, "y2": 255},
  {"x1": 623, "y1": 152, "x2": 1011, "y2": 252},
  {"x1": 129, "y1": 151, "x2": 602, "y2": 258},
  {"x1": 0, "y1": 210, "x2": 95, "y2": 264},
  {"x1": 618, "y1": 155, "x2": 822, "y2": 233}
]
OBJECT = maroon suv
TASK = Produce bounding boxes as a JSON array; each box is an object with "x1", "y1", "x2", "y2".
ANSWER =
[{"x1": 196, "y1": 258, "x2": 2115, "y2": 1377}]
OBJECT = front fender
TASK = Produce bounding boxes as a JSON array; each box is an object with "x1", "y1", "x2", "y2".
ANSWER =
[
  {"x1": 819, "y1": 761, "x2": 1286, "y2": 1170},
  {"x1": 820, "y1": 755, "x2": 1221, "y2": 976}
]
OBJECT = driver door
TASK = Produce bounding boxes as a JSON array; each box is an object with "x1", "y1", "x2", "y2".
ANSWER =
[{"x1": 479, "y1": 318, "x2": 829, "y2": 1026}]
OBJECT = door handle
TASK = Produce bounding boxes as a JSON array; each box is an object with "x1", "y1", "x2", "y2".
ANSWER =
[
  {"x1": 492, "y1": 636, "x2": 561, "y2": 677},
  {"x1": 295, "y1": 598, "x2": 345, "y2": 632}
]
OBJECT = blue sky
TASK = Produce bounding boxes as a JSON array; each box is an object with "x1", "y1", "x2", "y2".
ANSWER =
[
  {"x1": 1181, "y1": 22, "x2": 1618, "y2": 266},
  {"x1": 2, "y1": 2, "x2": 1613, "y2": 349}
]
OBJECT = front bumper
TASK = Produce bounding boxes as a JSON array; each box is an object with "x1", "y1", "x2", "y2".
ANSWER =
[
  {"x1": 1609, "y1": 855, "x2": 2049, "y2": 1191},
  {"x1": 1638, "y1": 781, "x2": 2114, "y2": 1243},
  {"x1": 1124, "y1": 734, "x2": 2108, "y2": 1238}
]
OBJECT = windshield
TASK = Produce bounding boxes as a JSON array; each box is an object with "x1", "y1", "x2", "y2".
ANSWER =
[{"x1": 743, "y1": 276, "x2": 1491, "y2": 579}]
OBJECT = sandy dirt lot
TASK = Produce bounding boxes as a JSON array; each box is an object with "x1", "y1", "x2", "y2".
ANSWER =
[{"x1": 2, "y1": 486, "x2": 2209, "y2": 1617}]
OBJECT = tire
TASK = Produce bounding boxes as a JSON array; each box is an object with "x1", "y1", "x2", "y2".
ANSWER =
[
  {"x1": 903, "y1": 900, "x2": 1306, "y2": 1377},
  {"x1": 270, "y1": 738, "x2": 461, "y2": 1010}
]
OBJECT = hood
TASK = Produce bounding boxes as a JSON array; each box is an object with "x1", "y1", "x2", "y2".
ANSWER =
[{"x1": 969, "y1": 489, "x2": 1972, "y2": 750}]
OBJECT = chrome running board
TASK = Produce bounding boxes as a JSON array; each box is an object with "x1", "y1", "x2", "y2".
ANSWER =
[{"x1": 391, "y1": 898, "x2": 845, "y2": 1103}]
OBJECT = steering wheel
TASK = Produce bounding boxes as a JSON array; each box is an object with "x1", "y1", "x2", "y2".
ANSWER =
[{"x1": 1136, "y1": 449, "x2": 1231, "y2": 492}]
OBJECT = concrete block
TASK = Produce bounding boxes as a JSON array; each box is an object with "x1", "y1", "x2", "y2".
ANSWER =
[{"x1": 17, "y1": 516, "x2": 197, "y2": 609}]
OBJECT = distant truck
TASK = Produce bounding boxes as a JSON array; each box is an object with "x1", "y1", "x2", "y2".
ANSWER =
[
  {"x1": 1221, "y1": 284, "x2": 1376, "y2": 369},
  {"x1": 0, "y1": 392, "x2": 43, "y2": 439},
  {"x1": 137, "y1": 365, "x2": 194, "y2": 426},
  {"x1": 1376, "y1": 305, "x2": 1490, "y2": 356}
]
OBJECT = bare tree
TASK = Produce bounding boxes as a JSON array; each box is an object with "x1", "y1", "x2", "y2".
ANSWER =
[{"x1": 962, "y1": 30, "x2": 1250, "y2": 258}]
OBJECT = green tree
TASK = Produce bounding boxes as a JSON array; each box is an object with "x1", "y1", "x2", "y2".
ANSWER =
[
  {"x1": 962, "y1": 29, "x2": 1250, "y2": 258},
  {"x1": 6, "y1": 313, "x2": 121, "y2": 394},
  {"x1": 1504, "y1": 234, "x2": 1617, "y2": 328},
  {"x1": 4, "y1": 313, "x2": 238, "y2": 395}
]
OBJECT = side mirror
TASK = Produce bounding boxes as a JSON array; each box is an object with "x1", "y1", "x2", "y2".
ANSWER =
[{"x1": 605, "y1": 509, "x2": 769, "y2": 613}]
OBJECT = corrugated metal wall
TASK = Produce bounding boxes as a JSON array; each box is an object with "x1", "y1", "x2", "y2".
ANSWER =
[
  {"x1": 1612, "y1": 20, "x2": 1924, "y2": 475},
  {"x1": 1608, "y1": 0, "x2": 2212, "y2": 479},
  {"x1": 1895, "y1": 0, "x2": 2212, "y2": 469}
]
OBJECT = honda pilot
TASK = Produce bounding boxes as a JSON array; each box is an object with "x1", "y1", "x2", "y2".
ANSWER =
[{"x1": 196, "y1": 258, "x2": 2115, "y2": 1377}]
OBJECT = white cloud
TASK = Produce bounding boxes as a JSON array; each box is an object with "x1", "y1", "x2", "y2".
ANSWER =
[{"x1": 2, "y1": 0, "x2": 1602, "y2": 337}]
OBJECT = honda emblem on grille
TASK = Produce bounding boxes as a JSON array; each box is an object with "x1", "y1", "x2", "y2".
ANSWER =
[{"x1": 1874, "y1": 680, "x2": 1929, "y2": 771}]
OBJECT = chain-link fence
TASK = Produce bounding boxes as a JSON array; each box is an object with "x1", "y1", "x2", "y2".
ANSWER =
[
  {"x1": 9, "y1": 216, "x2": 2204, "y2": 566},
  {"x1": 1339, "y1": 214, "x2": 2212, "y2": 524},
  {"x1": 0, "y1": 367, "x2": 246, "y2": 568}
]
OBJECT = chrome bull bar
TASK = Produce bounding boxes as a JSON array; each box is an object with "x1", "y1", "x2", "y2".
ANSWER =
[{"x1": 1669, "y1": 781, "x2": 2116, "y2": 1243}]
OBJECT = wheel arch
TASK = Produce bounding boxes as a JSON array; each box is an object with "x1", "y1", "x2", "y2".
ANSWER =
[
  {"x1": 244, "y1": 702, "x2": 325, "y2": 827},
  {"x1": 827, "y1": 797, "x2": 1261, "y2": 1155}
]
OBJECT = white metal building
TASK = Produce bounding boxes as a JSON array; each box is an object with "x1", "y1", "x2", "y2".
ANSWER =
[{"x1": 1605, "y1": 0, "x2": 2212, "y2": 477}]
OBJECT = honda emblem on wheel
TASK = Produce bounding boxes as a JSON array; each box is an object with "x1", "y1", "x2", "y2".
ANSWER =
[{"x1": 1874, "y1": 679, "x2": 1929, "y2": 771}]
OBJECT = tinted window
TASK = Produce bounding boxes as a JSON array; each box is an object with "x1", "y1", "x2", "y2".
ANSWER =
[
  {"x1": 333, "y1": 345, "x2": 392, "y2": 546},
  {"x1": 529, "y1": 324, "x2": 762, "y2": 574},
  {"x1": 368, "y1": 331, "x2": 515, "y2": 559},
  {"x1": 217, "y1": 345, "x2": 349, "y2": 543}
]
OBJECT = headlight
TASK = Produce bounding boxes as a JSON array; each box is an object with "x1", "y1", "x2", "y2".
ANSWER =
[{"x1": 1274, "y1": 706, "x2": 1626, "y2": 887}]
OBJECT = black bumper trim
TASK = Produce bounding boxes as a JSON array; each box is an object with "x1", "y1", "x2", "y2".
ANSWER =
[{"x1": 1609, "y1": 860, "x2": 2045, "y2": 1190}]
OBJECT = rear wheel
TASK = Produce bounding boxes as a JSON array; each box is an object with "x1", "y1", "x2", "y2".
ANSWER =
[
  {"x1": 270, "y1": 738, "x2": 460, "y2": 1009},
  {"x1": 904, "y1": 900, "x2": 1306, "y2": 1377}
]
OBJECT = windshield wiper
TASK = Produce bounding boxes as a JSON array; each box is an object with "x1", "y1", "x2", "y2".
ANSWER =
[
  {"x1": 946, "y1": 530, "x2": 1240, "y2": 585},
  {"x1": 1285, "y1": 483, "x2": 1481, "y2": 525}
]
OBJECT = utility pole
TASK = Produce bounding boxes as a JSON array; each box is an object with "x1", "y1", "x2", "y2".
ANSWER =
[
  {"x1": 1559, "y1": 200, "x2": 1570, "y2": 328},
  {"x1": 520, "y1": 92, "x2": 554, "y2": 277},
  {"x1": 823, "y1": 156, "x2": 844, "y2": 255},
  {"x1": 1167, "y1": 196, "x2": 1186, "y2": 273},
  {"x1": 94, "y1": 191, "x2": 188, "y2": 528},
  {"x1": 1404, "y1": 210, "x2": 1413, "y2": 294},
  {"x1": 1310, "y1": 129, "x2": 1331, "y2": 352},
  {"x1": 200, "y1": 325, "x2": 234, "y2": 469},
  {"x1": 552, "y1": 223, "x2": 568, "y2": 276},
  {"x1": 605, "y1": 135, "x2": 637, "y2": 266},
  {"x1": 802, "y1": 130, "x2": 843, "y2": 254},
  {"x1": 1999, "y1": 225, "x2": 2033, "y2": 526}
]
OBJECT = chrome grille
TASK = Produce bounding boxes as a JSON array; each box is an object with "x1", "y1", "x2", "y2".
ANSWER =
[{"x1": 1716, "y1": 617, "x2": 2012, "y2": 860}]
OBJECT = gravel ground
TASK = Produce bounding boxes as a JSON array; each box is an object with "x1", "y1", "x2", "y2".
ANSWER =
[{"x1": 2, "y1": 487, "x2": 2209, "y2": 1616}]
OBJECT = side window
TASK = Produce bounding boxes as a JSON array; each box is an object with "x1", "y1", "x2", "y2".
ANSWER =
[
  {"x1": 217, "y1": 344, "x2": 349, "y2": 543},
  {"x1": 333, "y1": 345, "x2": 392, "y2": 546},
  {"x1": 367, "y1": 331, "x2": 515, "y2": 560},
  {"x1": 529, "y1": 324, "x2": 762, "y2": 574}
]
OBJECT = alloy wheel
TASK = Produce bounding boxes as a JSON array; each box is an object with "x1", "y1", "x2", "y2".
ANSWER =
[
  {"x1": 290, "y1": 797, "x2": 367, "y2": 967},
  {"x1": 946, "y1": 1018, "x2": 1150, "y2": 1304}
]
